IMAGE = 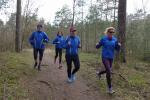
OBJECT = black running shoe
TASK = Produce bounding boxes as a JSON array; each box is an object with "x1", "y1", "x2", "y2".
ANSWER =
[
  {"x1": 38, "y1": 65, "x2": 41, "y2": 71},
  {"x1": 34, "y1": 62, "x2": 37, "y2": 68}
]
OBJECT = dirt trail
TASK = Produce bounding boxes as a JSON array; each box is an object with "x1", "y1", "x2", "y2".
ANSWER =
[{"x1": 24, "y1": 50, "x2": 110, "y2": 100}]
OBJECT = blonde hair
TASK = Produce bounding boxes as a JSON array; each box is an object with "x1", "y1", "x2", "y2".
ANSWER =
[{"x1": 104, "y1": 27, "x2": 115, "y2": 35}]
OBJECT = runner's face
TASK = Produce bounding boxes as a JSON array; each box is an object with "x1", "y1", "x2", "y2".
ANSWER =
[
  {"x1": 58, "y1": 32, "x2": 61, "y2": 36},
  {"x1": 70, "y1": 31, "x2": 75, "y2": 36},
  {"x1": 37, "y1": 26, "x2": 42, "y2": 32},
  {"x1": 107, "y1": 29, "x2": 114, "y2": 39}
]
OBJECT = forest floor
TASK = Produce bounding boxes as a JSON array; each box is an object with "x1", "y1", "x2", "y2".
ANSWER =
[{"x1": 0, "y1": 49, "x2": 150, "y2": 100}]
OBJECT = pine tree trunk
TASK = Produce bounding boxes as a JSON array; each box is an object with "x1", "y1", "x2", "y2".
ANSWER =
[
  {"x1": 72, "y1": 0, "x2": 76, "y2": 26},
  {"x1": 81, "y1": 0, "x2": 84, "y2": 51},
  {"x1": 15, "y1": 0, "x2": 22, "y2": 52},
  {"x1": 117, "y1": 0, "x2": 127, "y2": 63}
]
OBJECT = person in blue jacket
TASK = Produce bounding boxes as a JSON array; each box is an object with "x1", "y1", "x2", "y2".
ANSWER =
[
  {"x1": 29, "y1": 24, "x2": 49, "y2": 71},
  {"x1": 96, "y1": 27, "x2": 121, "y2": 94},
  {"x1": 64, "y1": 27, "x2": 81, "y2": 83},
  {"x1": 53, "y1": 31, "x2": 65, "y2": 69}
]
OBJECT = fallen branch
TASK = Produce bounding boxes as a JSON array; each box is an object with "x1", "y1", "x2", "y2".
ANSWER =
[
  {"x1": 111, "y1": 72, "x2": 130, "y2": 84},
  {"x1": 37, "y1": 80, "x2": 53, "y2": 89}
]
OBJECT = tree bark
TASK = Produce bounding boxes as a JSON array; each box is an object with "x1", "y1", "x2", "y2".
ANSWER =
[
  {"x1": 112, "y1": 0, "x2": 117, "y2": 27},
  {"x1": 81, "y1": 0, "x2": 84, "y2": 51},
  {"x1": 117, "y1": 0, "x2": 127, "y2": 63},
  {"x1": 15, "y1": 0, "x2": 22, "y2": 52},
  {"x1": 72, "y1": 0, "x2": 76, "y2": 26}
]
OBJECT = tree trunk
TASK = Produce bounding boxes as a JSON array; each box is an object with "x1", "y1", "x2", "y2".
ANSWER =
[
  {"x1": 81, "y1": 0, "x2": 84, "y2": 51},
  {"x1": 72, "y1": 0, "x2": 76, "y2": 26},
  {"x1": 112, "y1": 0, "x2": 117, "y2": 27},
  {"x1": 117, "y1": 0, "x2": 127, "y2": 63},
  {"x1": 94, "y1": 18, "x2": 97, "y2": 52},
  {"x1": 15, "y1": 0, "x2": 22, "y2": 52}
]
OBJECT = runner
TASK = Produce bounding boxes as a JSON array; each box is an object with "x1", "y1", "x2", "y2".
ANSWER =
[
  {"x1": 53, "y1": 31, "x2": 65, "y2": 69},
  {"x1": 64, "y1": 27, "x2": 81, "y2": 83},
  {"x1": 96, "y1": 27, "x2": 121, "y2": 94},
  {"x1": 29, "y1": 24, "x2": 49, "y2": 71}
]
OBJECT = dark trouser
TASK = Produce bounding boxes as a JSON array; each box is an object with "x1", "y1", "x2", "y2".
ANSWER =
[
  {"x1": 65, "y1": 54, "x2": 80, "y2": 78},
  {"x1": 99, "y1": 58, "x2": 113, "y2": 89},
  {"x1": 55, "y1": 48, "x2": 62, "y2": 64},
  {"x1": 33, "y1": 48, "x2": 44, "y2": 61}
]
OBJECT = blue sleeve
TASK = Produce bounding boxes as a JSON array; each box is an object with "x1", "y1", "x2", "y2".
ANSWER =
[
  {"x1": 43, "y1": 32, "x2": 49, "y2": 43},
  {"x1": 29, "y1": 32, "x2": 35, "y2": 46},
  {"x1": 63, "y1": 36, "x2": 70, "y2": 49},
  {"x1": 96, "y1": 38, "x2": 103, "y2": 49},
  {"x1": 53, "y1": 37, "x2": 58, "y2": 44},
  {"x1": 62, "y1": 37, "x2": 66, "y2": 46}
]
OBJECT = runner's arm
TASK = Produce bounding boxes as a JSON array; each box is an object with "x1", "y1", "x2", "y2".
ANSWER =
[
  {"x1": 96, "y1": 39, "x2": 103, "y2": 49},
  {"x1": 43, "y1": 32, "x2": 49, "y2": 43},
  {"x1": 29, "y1": 32, "x2": 35, "y2": 46}
]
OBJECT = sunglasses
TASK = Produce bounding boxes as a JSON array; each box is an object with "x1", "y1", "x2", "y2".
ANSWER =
[
  {"x1": 108, "y1": 31, "x2": 115, "y2": 33},
  {"x1": 37, "y1": 25, "x2": 42, "y2": 28}
]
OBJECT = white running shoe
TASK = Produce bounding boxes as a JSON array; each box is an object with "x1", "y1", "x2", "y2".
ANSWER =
[
  {"x1": 108, "y1": 88, "x2": 115, "y2": 94},
  {"x1": 72, "y1": 74, "x2": 76, "y2": 81},
  {"x1": 67, "y1": 78, "x2": 73, "y2": 83}
]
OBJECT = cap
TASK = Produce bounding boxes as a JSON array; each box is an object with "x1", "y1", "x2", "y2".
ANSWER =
[{"x1": 70, "y1": 27, "x2": 76, "y2": 32}]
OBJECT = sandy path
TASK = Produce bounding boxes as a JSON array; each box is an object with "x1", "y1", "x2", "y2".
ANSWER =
[{"x1": 24, "y1": 49, "x2": 110, "y2": 100}]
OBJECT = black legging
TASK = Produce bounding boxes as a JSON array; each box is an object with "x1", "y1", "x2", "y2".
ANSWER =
[
  {"x1": 33, "y1": 48, "x2": 44, "y2": 61},
  {"x1": 99, "y1": 58, "x2": 113, "y2": 89},
  {"x1": 65, "y1": 54, "x2": 80, "y2": 78},
  {"x1": 55, "y1": 48, "x2": 62, "y2": 64}
]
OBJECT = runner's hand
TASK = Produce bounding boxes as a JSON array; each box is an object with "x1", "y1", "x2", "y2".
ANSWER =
[
  {"x1": 118, "y1": 42, "x2": 121, "y2": 46},
  {"x1": 96, "y1": 42, "x2": 99, "y2": 46},
  {"x1": 68, "y1": 41, "x2": 71, "y2": 46},
  {"x1": 78, "y1": 44, "x2": 81, "y2": 48}
]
